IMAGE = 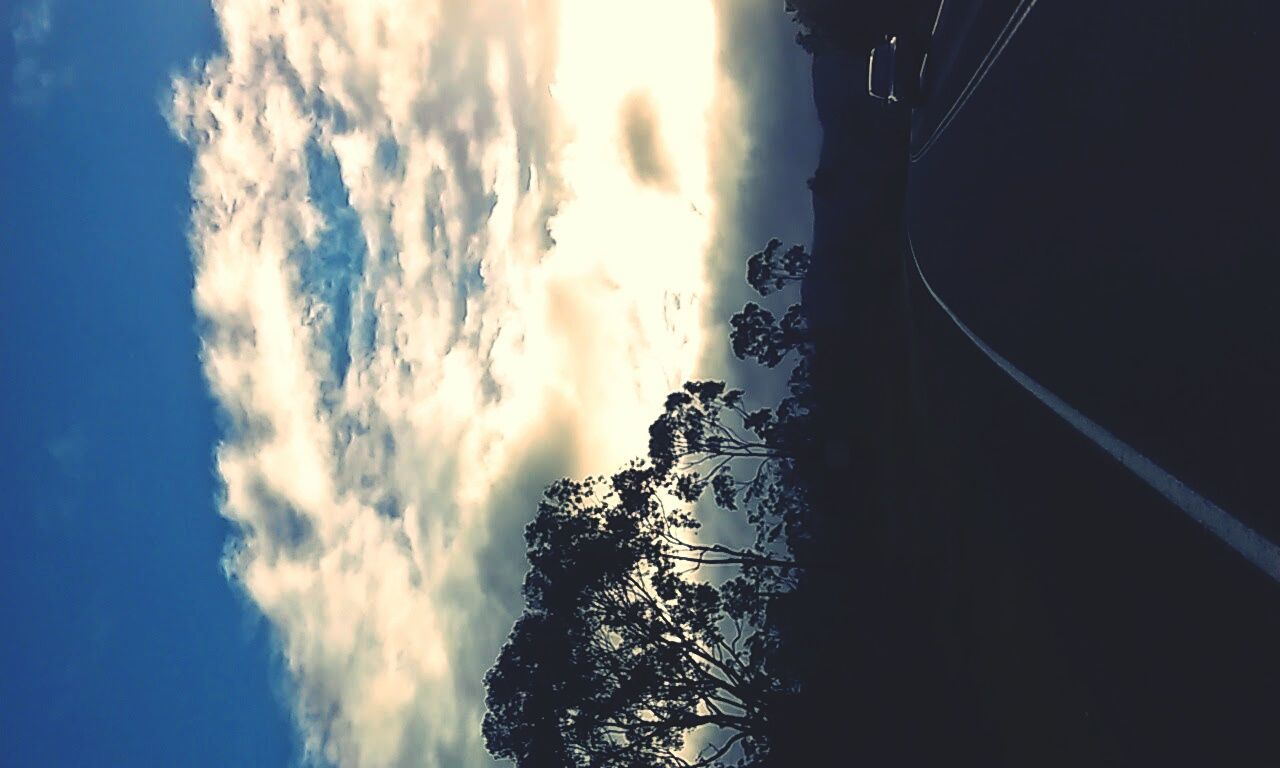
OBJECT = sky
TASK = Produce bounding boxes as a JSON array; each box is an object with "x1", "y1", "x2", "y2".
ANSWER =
[{"x1": 0, "y1": 1, "x2": 819, "y2": 765}]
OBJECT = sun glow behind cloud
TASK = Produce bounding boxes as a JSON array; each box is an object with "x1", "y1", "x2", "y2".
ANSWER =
[
  {"x1": 543, "y1": 0, "x2": 718, "y2": 467},
  {"x1": 170, "y1": 1, "x2": 727, "y2": 765}
]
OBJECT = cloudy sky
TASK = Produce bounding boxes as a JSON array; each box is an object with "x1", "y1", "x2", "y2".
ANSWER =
[{"x1": 0, "y1": 1, "x2": 818, "y2": 765}]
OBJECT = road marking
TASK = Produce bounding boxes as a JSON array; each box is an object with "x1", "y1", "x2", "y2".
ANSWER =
[
  {"x1": 906, "y1": 234, "x2": 1280, "y2": 584},
  {"x1": 911, "y1": 0, "x2": 1040, "y2": 163}
]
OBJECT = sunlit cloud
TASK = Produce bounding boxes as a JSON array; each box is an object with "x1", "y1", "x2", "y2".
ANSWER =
[{"x1": 170, "y1": 0, "x2": 730, "y2": 765}]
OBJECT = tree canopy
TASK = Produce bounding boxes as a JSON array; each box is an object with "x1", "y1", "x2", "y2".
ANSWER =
[
  {"x1": 785, "y1": 0, "x2": 921, "y2": 52},
  {"x1": 485, "y1": 419, "x2": 800, "y2": 765},
  {"x1": 731, "y1": 241, "x2": 812, "y2": 371},
  {"x1": 485, "y1": 240, "x2": 813, "y2": 767},
  {"x1": 746, "y1": 239, "x2": 810, "y2": 297}
]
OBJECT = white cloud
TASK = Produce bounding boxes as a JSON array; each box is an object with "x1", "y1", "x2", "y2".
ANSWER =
[
  {"x1": 10, "y1": 0, "x2": 69, "y2": 110},
  {"x1": 12, "y1": 0, "x2": 51, "y2": 47},
  {"x1": 170, "y1": 1, "x2": 731, "y2": 765}
]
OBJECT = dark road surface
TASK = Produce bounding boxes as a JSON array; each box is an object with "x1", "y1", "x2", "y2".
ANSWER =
[{"x1": 900, "y1": 0, "x2": 1280, "y2": 761}]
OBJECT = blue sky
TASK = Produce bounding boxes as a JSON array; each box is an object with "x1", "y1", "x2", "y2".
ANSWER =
[
  {"x1": 0, "y1": 1, "x2": 819, "y2": 765},
  {"x1": 0, "y1": 0, "x2": 294, "y2": 763}
]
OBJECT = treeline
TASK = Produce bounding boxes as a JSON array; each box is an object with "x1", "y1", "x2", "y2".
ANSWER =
[
  {"x1": 483, "y1": 240, "x2": 814, "y2": 767},
  {"x1": 786, "y1": 0, "x2": 939, "y2": 53}
]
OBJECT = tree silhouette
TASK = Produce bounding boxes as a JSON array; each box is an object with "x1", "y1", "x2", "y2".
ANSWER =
[
  {"x1": 484, "y1": 456, "x2": 797, "y2": 767},
  {"x1": 648, "y1": 380, "x2": 812, "y2": 564},
  {"x1": 729, "y1": 303, "x2": 810, "y2": 369},
  {"x1": 785, "y1": 0, "x2": 916, "y2": 52},
  {"x1": 482, "y1": 612, "x2": 576, "y2": 767},
  {"x1": 486, "y1": 231, "x2": 819, "y2": 767},
  {"x1": 746, "y1": 239, "x2": 811, "y2": 297},
  {"x1": 733, "y1": 239, "x2": 811, "y2": 370}
]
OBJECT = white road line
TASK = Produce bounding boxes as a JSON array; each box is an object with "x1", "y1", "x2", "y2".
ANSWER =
[
  {"x1": 911, "y1": 0, "x2": 1040, "y2": 163},
  {"x1": 906, "y1": 234, "x2": 1280, "y2": 583}
]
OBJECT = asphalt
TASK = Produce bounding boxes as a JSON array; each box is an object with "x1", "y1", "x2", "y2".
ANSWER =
[{"x1": 900, "y1": 0, "x2": 1280, "y2": 761}]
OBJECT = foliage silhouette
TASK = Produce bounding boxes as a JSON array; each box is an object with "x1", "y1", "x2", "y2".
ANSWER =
[
  {"x1": 729, "y1": 303, "x2": 810, "y2": 369},
  {"x1": 484, "y1": 453, "x2": 799, "y2": 766},
  {"x1": 784, "y1": 0, "x2": 917, "y2": 51},
  {"x1": 746, "y1": 239, "x2": 811, "y2": 297},
  {"x1": 485, "y1": 237, "x2": 814, "y2": 767}
]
